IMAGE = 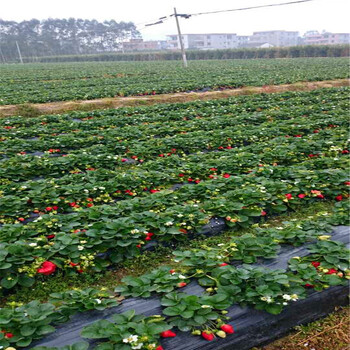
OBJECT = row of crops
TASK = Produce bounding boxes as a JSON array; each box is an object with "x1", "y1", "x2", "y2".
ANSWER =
[
  {"x1": 0, "y1": 58, "x2": 349, "y2": 105},
  {"x1": 0, "y1": 87, "x2": 349, "y2": 349}
]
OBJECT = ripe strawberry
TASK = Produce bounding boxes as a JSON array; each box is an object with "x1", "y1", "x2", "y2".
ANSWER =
[
  {"x1": 201, "y1": 331, "x2": 214, "y2": 341},
  {"x1": 335, "y1": 195, "x2": 343, "y2": 201},
  {"x1": 311, "y1": 261, "x2": 320, "y2": 268},
  {"x1": 221, "y1": 324, "x2": 234, "y2": 334},
  {"x1": 160, "y1": 330, "x2": 176, "y2": 338}
]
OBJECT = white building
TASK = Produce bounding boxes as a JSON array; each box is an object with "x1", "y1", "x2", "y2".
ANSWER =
[
  {"x1": 249, "y1": 30, "x2": 299, "y2": 47},
  {"x1": 303, "y1": 31, "x2": 350, "y2": 45},
  {"x1": 166, "y1": 33, "x2": 239, "y2": 50}
]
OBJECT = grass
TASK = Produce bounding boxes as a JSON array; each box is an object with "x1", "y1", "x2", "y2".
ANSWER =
[
  {"x1": 1, "y1": 201, "x2": 335, "y2": 306},
  {"x1": 255, "y1": 306, "x2": 350, "y2": 350}
]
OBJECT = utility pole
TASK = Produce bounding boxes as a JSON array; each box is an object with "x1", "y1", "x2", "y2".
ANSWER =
[
  {"x1": 0, "y1": 46, "x2": 5, "y2": 63},
  {"x1": 174, "y1": 7, "x2": 188, "y2": 68},
  {"x1": 16, "y1": 41, "x2": 24, "y2": 64}
]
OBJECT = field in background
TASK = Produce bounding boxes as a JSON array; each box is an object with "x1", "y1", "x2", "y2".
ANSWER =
[{"x1": 0, "y1": 57, "x2": 349, "y2": 105}]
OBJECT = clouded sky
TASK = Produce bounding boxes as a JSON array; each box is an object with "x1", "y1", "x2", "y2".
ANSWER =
[{"x1": 2, "y1": 0, "x2": 349, "y2": 40}]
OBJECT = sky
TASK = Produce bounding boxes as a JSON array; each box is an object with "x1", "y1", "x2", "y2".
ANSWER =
[{"x1": 1, "y1": 0, "x2": 350, "y2": 40}]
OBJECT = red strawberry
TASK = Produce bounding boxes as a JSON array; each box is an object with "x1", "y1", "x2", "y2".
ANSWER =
[
  {"x1": 177, "y1": 282, "x2": 187, "y2": 288},
  {"x1": 335, "y1": 195, "x2": 343, "y2": 201},
  {"x1": 156, "y1": 346, "x2": 164, "y2": 350},
  {"x1": 311, "y1": 261, "x2": 320, "y2": 268},
  {"x1": 285, "y1": 193, "x2": 293, "y2": 200},
  {"x1": 326, "y1": 268, "x2": 337, "y2": 275},
  {"x1": 169, "y1": 269, "x2": 176, "y2": 274},
  {"x1": 221, "y1": 324, "x2": 234, "y2": 334},
  {"x1": 5, "y1": 332, "x2": 14, "y2": 339},
  {"x1": 18, "y1": 217, "x2": 25, "y2": 222},
  {"x1": 223, "y1": 173, "x2": 230, "y2": 178},
  {"x1": 46, "y1": 234, "x2": 55, "y2": 239},
  {"x1": 304, "y1": 283, "x2": 314, "y2": 288},
  {"x1": 160, "y1": 330, "x2": 176, "y2": 338},
  {"x1": 298, "y1": 194, "x2": 306, "y2": 198},
  {"x1": 201, "y1": 331, "x2": 214, "y2": 341},
  {"x1": 45, "y1": 207, "x2": 52, "y2": 211},
  {"x1": 261, "y1": 210, "x2": 267, "y2": 216},
  {"x1": 37, "y1": 261, "x2": 57, "y2": 275},
  {"x1": 219, "y1": 263, "x2": 229, "y2": 266}
]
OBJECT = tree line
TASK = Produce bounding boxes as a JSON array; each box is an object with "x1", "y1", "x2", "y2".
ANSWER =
[
  {"x1": 25, "y1": 45, "x2": 350, "y2": 63},
  {"x1": 0, "y1": 18, "x2": 140, "y2": 62}
]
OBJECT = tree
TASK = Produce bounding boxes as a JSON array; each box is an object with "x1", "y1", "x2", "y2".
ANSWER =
[{"x1": 0, "y1": 18, "x2": 140, "y2": 62}]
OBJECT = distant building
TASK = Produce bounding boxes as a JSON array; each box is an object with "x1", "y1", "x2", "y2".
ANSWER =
[
  {"x1": 122, "y1": 39, "x2": 166, "y2": 52},
  {"x1": 249, "y1": 30, "x2": 299, "y2": 47},
  {"x1": 163, "y1": 29, "x2": 348, "y2": 52},
  {"x1": 166, "y1": 33, "x2": 239, "y2": 50},
  {"x1": 237, "y1": 35, "x2": 249, "y2": 48},
  {"x1": 303, "y1": 31, "x2": 350, "y2": 45}
]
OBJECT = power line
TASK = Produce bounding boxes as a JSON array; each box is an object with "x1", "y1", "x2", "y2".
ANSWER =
[
  {"x1": 136, "y1": 0, "x2": 319, "y2": 31},
  {"x1": 183, "y1": 0, "x2": 318, "y2": 17},
  {"x1": 141, "y1": 0, "x2": 319, "y2": 27}
]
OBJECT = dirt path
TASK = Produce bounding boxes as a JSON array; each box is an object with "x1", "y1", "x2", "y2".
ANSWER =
[{"x1": 0, "y1": 79, "x2": 348, "y2": 117}]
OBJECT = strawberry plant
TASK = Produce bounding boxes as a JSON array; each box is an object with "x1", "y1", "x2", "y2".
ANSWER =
[
  {"x1": 80, "y1": 309, "x2": 170, "y2": 350},
  {"x1": 161, "y1": 293, "x2": 224, "y2": 332}
]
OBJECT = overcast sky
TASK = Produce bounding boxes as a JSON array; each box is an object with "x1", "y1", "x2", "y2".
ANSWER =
[{"x1": 2, "y1": 0, "x2": 350, "y2": 39}]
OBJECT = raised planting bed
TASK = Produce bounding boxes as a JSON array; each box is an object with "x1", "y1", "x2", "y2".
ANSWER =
[{"x1": 29, "y1": 226, "x2": 349, "y2": 350}]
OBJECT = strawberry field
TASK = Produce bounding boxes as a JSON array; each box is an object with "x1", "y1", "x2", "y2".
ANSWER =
[
  {"x1": 0, "y1": 85, "x2": 349, "y2": 350},
  {"x1": 0, "y1": 57, "x2": 349, "y2": 105}
]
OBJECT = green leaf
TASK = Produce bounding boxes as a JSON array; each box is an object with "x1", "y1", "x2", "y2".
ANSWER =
[
  {"x1": 1, "y1": 276, "x2": 18, "y2": 289},
  {"x1": 194, "y1": 315, "x2": 207, "y2": 324},
  {"x1": 265, "y1": 303, "x2": 283, "y2": 315},
  {"x1": 36, "y1": 325, "x2": 56, "y2": 335},
  {"x1": 163, "y1": 307, "x2": 180, "y2": 316},
  {"x1": 181, "y1": 310, "x2": 194, "y2": 319},
  {"x1": 21, "y1": 324, "x2": 36, "y2": 336},
  {"x1": 18, "y1": 275, "x2": 35, "y2": 287},
  {"x1": 16, "y1": 337, "x2": 32, "y2": 347},
  {"x1": 71, "y1": 341, "x2": 90, "y2": 350}
]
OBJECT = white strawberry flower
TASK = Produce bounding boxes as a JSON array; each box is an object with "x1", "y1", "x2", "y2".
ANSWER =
[{"x1": 123, "y1": 335, "x2": 138, "y2": 343}]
